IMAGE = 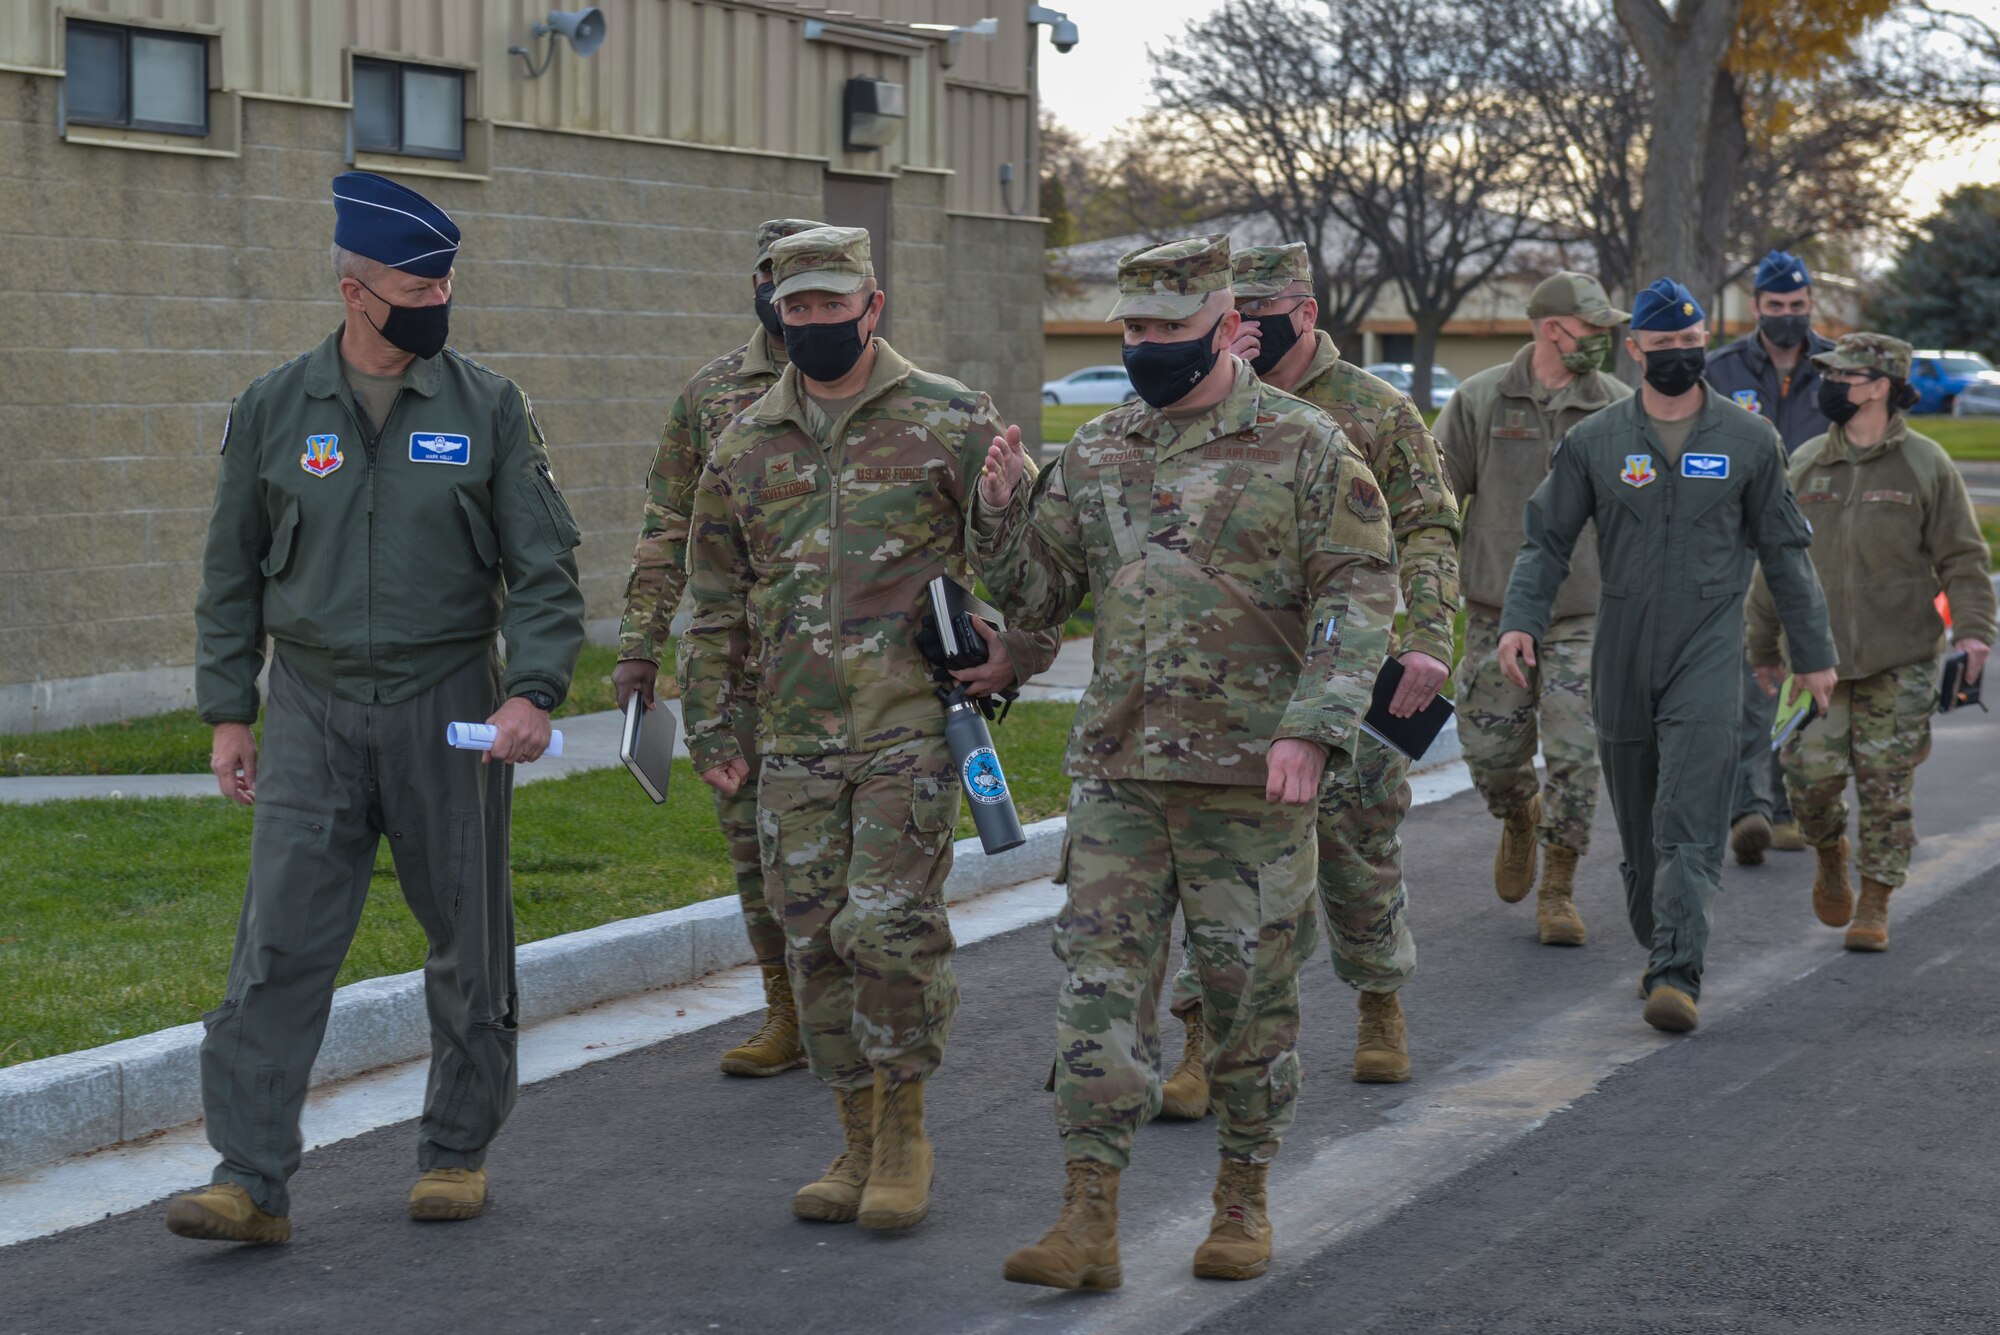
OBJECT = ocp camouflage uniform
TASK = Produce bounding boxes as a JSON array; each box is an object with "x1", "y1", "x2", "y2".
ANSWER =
[
  {"x1": 1437, "y1": 336, "x2": 1633, "y2": 853},
  {"x1": 678, "y1": 315, "x2": 1059, "y2": 1091},
  {"x1": 618, "y1": 326, "x2": 788, "y2": 964},
  {"x1": 974, "y1": 239, "x2": 1398, "y2": 1169},
  {"x1": 1166, "y1": 275, "x2": 1458, "y2": 1008},
  {"x1": 1746, "y1": 336, "x2": 1999, "y2": 890}
]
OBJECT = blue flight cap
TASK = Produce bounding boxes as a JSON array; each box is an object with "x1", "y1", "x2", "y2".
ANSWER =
[
  {"x1": 1630, "y1": 278, "x2": 1705, "y2": 333},
  {"x1": 331, "y1": 172, "x2": 460, "y2": 278},
  {"x1": 1753, "y1": 249, "x2": 1810, "y2": 293}
]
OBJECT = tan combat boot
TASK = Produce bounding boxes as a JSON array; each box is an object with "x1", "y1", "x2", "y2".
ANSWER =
[
  {"x1": 1002, "y1": 1160, "x2": 1123, "y2": 1290},
  {"x1": 1730, "y1": 813, "x2": 1772, "y2": 866},
  {"x1": 858, "y1": 1073, "x2": 933, "y2": 1230},
  {"x1": 719, "y1": 963, "x2": 807, "y2": 1077},
  {"x1": 1813, "y1": 837, "x2": 1854, "y2": 928},
  {"x1": 1536, "y1": 845, "x2": 1587, "y2": 946},
  {"x1": 1352, "y1": 990, "x2": 1411, "y2": 1083},
  {"x1": 1158, "y1": 1010, "x2": 1211, "y2": 1120},
  {"x1": 1192, "y1": 1159, "x2": 1273, "y2": 1280},
  {"x1": 409, "y1": 1166, "x2": 487, "y2": 1221},
  {"x1": 1770, "y1": 820, "x2": 1807, "y2": 852},
  {"x1": 1844, "y1": 877, "x2": 1893, "y2": 951},
  {"x1": 164, "y1": 1183, "x2": 291, "y2": 1244},
  {"x1": 1494, "y1": 793, "x2": 1542, "y2": 903},
  {"x1": 1642, "y1": 986, "x2": 1698, "y2": 1034},
  {"x1": 793, "y1": 1083, "x2": 876, "y2": 1222}
]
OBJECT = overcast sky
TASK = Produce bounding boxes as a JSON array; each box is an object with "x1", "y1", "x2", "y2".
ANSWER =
[{"x1": 1033, "y1": 0, "x2": 2000, "y2": 220}]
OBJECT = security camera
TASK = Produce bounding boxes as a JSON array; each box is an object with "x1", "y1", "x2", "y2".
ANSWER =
[{"x1": 1027, "y1": 6, "x2": 1080, "y2": 53}]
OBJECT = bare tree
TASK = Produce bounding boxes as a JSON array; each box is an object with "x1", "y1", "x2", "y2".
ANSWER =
[
  {"x1": 1504, "y1": 0, "x2": 1649, "y2": 302},
  {"x1": 1146, "y1": 0, "x2": 1387, "y2": 353},
  {"x1": 1152, "y1": 0, "x2": 1557, "y2": 402},
  {"x1": 1615, "y1": 0, "x2": 1749, "y2": 294},
  {"x1": 1321, "y1": 0, "x2": 1559, "y2": 405}
]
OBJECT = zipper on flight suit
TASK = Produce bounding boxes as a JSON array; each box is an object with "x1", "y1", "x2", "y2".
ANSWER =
[{"x1": 337, "y1": 386, "x2": 404, "y2": 699}]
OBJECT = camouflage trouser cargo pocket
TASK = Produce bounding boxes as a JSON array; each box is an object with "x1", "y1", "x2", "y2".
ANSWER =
[
  {"x1": 758, "y1": 739, "x2": 959, "y2": 1089},
  {"x1": 1783, "y1": 657, "x2": 1938, "y2": 887}
]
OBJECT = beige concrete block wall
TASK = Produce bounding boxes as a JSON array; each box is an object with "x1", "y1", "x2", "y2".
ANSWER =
[
  {"x1": 946, "y1": 215, "x2": 1046, "y2": 432},
  {"x1": 0, "y1": 72, "x2": 1046, "y2": 731}
]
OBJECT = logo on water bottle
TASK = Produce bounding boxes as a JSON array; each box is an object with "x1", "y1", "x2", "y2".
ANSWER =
[{"x1": 962, "y1": 747, "x2": 1009, "y2": 805}]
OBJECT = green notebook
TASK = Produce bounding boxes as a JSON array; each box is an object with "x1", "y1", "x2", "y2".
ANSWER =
[{"x1": 1771, "y1": 678, "x2": 1817, "y2": 751}]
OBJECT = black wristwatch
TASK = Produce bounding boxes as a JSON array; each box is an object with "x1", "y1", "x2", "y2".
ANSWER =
[{"x1": 516, "y1": 689, "x2": 556, "y2": 712}]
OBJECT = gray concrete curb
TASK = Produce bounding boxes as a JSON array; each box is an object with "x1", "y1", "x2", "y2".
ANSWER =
[{"x1": 0, "y1": 816, "x2": 1066, "y2": 1181}]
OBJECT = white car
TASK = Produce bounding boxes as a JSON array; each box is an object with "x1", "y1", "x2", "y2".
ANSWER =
[
  {"x1": 1363, "y1": 363, "x2": 1461, "y2": 410},
  {"x1": 1042, "y1": 365, "x2": 1136, "y2": 405}
]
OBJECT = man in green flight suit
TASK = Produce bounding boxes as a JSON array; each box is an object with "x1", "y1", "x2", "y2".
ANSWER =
[
  {"x1": 612, "y1": 216, "x2": 825, "y2": 1078},
  {"x1": 1496, "y1": 278, "x2": 1836, "y2": 1034},
  {"x1": 170, "y1": 173, "x2": 585, "y2": 1244},
  {"x1": 1155, "y1": 241, "x2": 1460, "y2": 1100}
]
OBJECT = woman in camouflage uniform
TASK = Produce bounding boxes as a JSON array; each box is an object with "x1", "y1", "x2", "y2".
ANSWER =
[{"x1": 1747, "y1": 333, "x2": 1995, "y2": 950}]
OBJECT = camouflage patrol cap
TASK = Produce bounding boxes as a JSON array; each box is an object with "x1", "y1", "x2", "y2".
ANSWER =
[
  {"x1": 1526, "y1": 272, "x2": 1629, "y2": 327},
  {"x1": 1812, "y1": 332, "x2": 1912, "y2": 380},
  {"x1": 1231, "y1": 243, "x2": 1313, "y2": 299},
  {"x1": 769, "y1": 225, "x2": 874, "y2": 301},
  {"x1": 1107, "y1": 234, "x2": 1232, "y2": 320},
  {"x1": 755, "y1": 218, "x2": 826, "y2": 268}
]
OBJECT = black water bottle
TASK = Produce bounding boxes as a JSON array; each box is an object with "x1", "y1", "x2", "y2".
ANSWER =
[{"x1": 943, "y1": 687, "x2": 1026, "y2": 854}]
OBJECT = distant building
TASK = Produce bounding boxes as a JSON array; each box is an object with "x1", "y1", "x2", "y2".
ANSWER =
[
  {"x1": 1045, "y1": 216, "x2": 1861, "y2": 383},
  {"x1": 0, "y1": 0, "x2": 1050, "y2": 730}
]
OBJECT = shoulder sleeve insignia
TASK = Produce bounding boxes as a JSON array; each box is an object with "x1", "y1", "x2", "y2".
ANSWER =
[{"x1": 1346, "y1": 476, "x2": 1386, "y2": 522}]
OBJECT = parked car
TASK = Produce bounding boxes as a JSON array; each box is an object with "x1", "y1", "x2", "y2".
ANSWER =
[
  {"x1": 1363, "y1": 363, "x2": 1461, "y2": 410},
  {"x1": 1909, "y1": 350, "x2": 1999, "y2": 415},
  {"x1": 1042, "y1": 365, "x2": 1137, "y2": 405},
  {"x1": 1953, "y1": 378, "x2": 2000, "y2": 417}
]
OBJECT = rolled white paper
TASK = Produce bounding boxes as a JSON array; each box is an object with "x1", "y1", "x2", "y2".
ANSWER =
[{"x1": 446, "y1": 722, "x2": 565, "y2": 757}]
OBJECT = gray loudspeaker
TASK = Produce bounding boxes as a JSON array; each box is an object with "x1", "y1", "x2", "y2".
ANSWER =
[{"x1": 542, "y1": 8, "x2": 606, "y2": 58}]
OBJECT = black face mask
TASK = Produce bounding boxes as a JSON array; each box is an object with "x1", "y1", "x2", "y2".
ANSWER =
[
  {"x1": 755, "y1": 281, "x2": 784, "y2": 340},
  {"x1": 1816, "y1": 377, "x2": 1863, "y2": 426},
  {"x1": 784, "y1": 308, "x2": 873, "y2": 382},
  {"x1": 1642, "y1": 346, "x2": 1707, "y2": 398},
  {"x1": 358, "y1": 279, "x2": 451, "y2": 360},
  {"x1": 1759, "y1": 313, "x2": 1811, "y2": 349},
  {"x1": 1123, "y1": 316, "x2": 1225, "y2": 408},
  {"x1": 1248, "y1": 311, "x2": 1304, "y2": 378}
]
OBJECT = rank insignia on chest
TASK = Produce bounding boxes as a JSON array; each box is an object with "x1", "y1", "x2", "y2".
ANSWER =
[
  {"x1": 1732, "y1": 389, "x2": 1762, "y2": 414},
  {"x1": 301, "y1": 433, "x2": 343, "y2": 477},
  {"x1": 410, "y1": 432, "x2": 471, "y2": 465},
  {"x1": 1681, "y1": 452, "x2": 1730, "y2": 479},
  {"x1": 1620, "y1": 453, "x2": 1656, "y2": 488}
]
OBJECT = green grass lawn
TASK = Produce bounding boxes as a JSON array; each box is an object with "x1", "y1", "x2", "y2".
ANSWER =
[
  {"x1": 0, "y1": 700, "x2": 1078, "y2": 1068},
  {"x1": 0, "y1": 644, "x2": 637, "y2": 779},
  {"x1": 1920, "y1": 417, "x2": 2000, "y2": 461}
]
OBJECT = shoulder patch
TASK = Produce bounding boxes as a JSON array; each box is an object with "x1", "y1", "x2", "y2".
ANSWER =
[{"x1": 1346, "y1": 476, "x2": 1386, "y2": 522}]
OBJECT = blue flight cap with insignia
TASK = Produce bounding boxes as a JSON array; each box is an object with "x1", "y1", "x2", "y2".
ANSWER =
[
  {"x1": 1630, "y1": 278, "x2": 1705, "y2": 332},
  {"x1": 331, "y1": 171, "x2": 461, "y2": 278},
  {"x1": 1753, "y1": 249, "x2": 1810, "y2": 294}
]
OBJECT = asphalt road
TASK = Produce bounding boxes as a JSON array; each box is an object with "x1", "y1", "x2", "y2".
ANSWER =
[{"x1": 9, "y1": 705, "x2": 2000, "y2": 1335}]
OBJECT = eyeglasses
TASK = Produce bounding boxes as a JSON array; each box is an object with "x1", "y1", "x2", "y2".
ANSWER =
[
  {"x1": 1235, "y1": 296, "x2": 1309, "y2": 319},
  {"x1": 1822, "y1": 370, "x2": 1883, "y2": 385}
]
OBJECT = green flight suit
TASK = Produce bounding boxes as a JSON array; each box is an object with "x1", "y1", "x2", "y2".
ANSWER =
[
  {"x1": 193, "y1": 325, "x2": 586, "y2": 1215},
  {"x1": 1499, "y1": 389, "x2": 1834, "y2": 1000}
]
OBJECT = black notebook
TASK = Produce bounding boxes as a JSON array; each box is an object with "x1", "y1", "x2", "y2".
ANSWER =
[{"x1": 1358, "y1": 657, "x2": 1455, "y2": 761}]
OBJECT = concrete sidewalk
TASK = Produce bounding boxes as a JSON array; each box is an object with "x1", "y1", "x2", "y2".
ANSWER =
[{"x1": 0, "y1": 641, "x2": 1096, "y2": 806}]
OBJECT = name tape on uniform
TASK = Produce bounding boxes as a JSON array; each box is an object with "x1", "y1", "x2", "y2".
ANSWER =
[
  {"x1": 410, "y1": 432, "x2": 472, "y2": 465},
  {"x1": 1681, "y1": 453, "x2": 1729, "y2": 480}
]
